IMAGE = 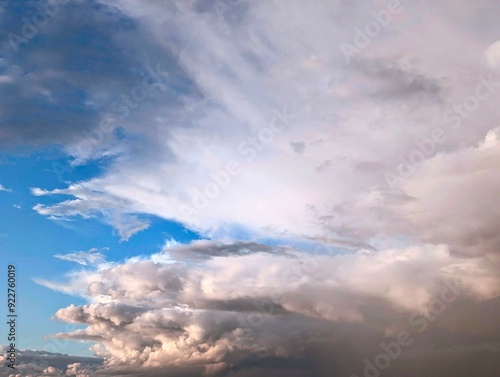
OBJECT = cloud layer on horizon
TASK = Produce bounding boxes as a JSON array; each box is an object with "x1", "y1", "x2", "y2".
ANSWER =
[{"x1": 0, "y1": 347, "x2": 102, "y2": 377}]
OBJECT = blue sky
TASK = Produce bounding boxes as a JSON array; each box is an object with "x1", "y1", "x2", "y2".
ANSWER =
[
  {"x1": 0, "y1": 149, "x2": 200, "y2": 357},
  {"x1": 1, "y1": 1, "x2": 500, "y2": 376}
]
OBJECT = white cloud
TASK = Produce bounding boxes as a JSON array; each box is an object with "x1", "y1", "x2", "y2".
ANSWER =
[
  {"x1": 485, "y1": 40, "x2": 500, "y2": 68},
  {"x1": 32, "y1": 184, "x2": 150, "y2": 241},
  {"x1": 29, "y1": 1, "x2": 500, "y2": 255},
  {"x1": 0, "y1": 183, "x2": 12, "y2": 192},
  {"x1": 54, "y1": 247, "x2": 108, "y2": 266},
  {"x1": 9, "y1": 1, "x2": 500, "y2": 375}
]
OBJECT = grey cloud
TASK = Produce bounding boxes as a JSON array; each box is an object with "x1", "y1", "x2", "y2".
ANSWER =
[
  {"x1": 353, "y1": 59, "x2": 444, "y2": 101},
  {"x1": 315, "y1": 160, "x2": 332, "y2": 173},
  {"x1": 392, "y1": 129, "x2": 500, "y2": 261},
  {"x1": 289, "y1": 141, "x2": 306, "y2": 154},
  {"x1": 355, "y1": 161, "x2": 385, "y2": 173},
  {"x1": 164, "y1": 240, "x2": 281, "y2": 261},
  {"x1": 0, "y1": 347, "x2": 102, "y2": 377}
]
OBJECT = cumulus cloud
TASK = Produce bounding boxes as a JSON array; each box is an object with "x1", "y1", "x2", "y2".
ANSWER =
[
  {"x1": 37, "y1": 240, "x2": 500, "y2": 376},
  {"x1": 397, "y1": 128, "x2": 500, "y2": 261}
]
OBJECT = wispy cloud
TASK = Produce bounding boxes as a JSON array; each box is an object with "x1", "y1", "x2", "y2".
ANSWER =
[
  {"x1": 25, "y1": 1, "x2": 500, "y2": 253},
  {"x1": 54, "y1": 247, "x2": 108, "y2": 266},
  {"x1": 32, "y1": 185, "x2": 150, "y2": 241},
  {"x1": 0, "y1": 183, "x2": 12, "y2": 192}
]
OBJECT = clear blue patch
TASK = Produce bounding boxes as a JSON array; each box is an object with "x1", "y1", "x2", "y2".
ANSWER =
[{"x1": 0, "y1": 148, "x2": 201, "y2": 356}]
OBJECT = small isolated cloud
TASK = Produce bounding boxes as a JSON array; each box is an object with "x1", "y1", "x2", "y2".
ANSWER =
[
  {"x1": 54, "y1": 247, "x2": 108, "y2": 266},
  {"x1": 0, "y1": 183, "x2": 12, "y2": 192},
  {"x1": 112, "y1": 213, "x2": 150, "y2": 241},
  {"x1": 163, "y1": 237, "x2": 180, "y2": 249}
]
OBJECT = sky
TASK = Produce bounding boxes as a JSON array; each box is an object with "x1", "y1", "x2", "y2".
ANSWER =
[{"x1": 0, "y1": 0, "x2": 499, "y2": 376}]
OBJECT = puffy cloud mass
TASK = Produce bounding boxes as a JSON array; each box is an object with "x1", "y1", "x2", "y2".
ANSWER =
[{"x1": 34, "y1": 240, "x2": 499, "y2": 376}]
